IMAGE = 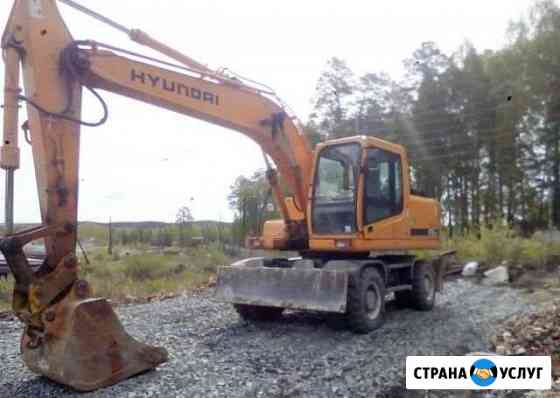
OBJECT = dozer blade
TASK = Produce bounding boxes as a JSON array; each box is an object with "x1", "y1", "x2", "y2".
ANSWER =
[
  {"x1": 215, "y1": 266, "x2": 348, "y2": 313},
  {"x1": 22, "y1": 294, "x2": 168, "y2": 392}
]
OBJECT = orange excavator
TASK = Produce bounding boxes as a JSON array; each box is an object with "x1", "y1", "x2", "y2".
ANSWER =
[{"x1": 1, "y1": 0, "x2": 452, "y2": 392}]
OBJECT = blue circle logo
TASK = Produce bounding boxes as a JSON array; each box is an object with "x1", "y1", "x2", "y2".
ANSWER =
[{"x1": 470, "y1": 358, "x2": 498, "y2": 387}]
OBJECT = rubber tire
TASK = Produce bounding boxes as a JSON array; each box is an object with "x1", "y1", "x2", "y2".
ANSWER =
[
  {"x1": 394, "y1": 290, "x2": 411, "y2": 308},
  {"x1": 326, "y1": 313, "x2": 348, "y2": 331},
  {"x1": 234, "y1": 304, "x2": 284, "y2": 321},
  {"x1": 409, "y1": 261, "x2": 436, "y2": 311},
  {"x1": 346, "y1": 268, "x2": 385, "y2": 334}
]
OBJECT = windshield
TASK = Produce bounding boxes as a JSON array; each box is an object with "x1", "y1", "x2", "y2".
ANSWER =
[{"x1": 312, "y1": 143, "x2": 361, "y2": 234}]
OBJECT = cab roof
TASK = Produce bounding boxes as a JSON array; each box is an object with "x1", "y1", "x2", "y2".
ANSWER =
[{"x1": 319, "y1": 135, "x2": 406, "y2": 155}]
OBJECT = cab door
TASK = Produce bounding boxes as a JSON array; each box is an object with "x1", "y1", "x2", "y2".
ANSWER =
[
  {"x1": 311, "y1": 143, "x2": 362, "y2": 237},
  {"x1": 362, "y1": 148, "x2": 409, "y2": 241}
]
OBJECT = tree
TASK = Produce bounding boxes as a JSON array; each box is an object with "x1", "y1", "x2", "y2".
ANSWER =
[
  {"x1": 230, "y1": 0, "x2": 560, "y2": 236},
  {"x1": 310, "y1": 57, "x2": 355, "y2": 138},
  {"x1": 403, "y1": 42, "x2": 453, "y2": 202},
  {"x1": 108, "y1": 218, "x2": 113, "y2": 255},
  {"x1": 176, "y1": 205, "x2": 194, "y2": 247},
  {"x1": 154, "y1": 228, "x2": 173, "y2": 248},
  {"x1": 228, "y1": 170, "x2": 277, "y2": 245},
  {"x1": 353, "y1": 72, "x2": 394, "y2": 138},
  {"x1": 120, "y1": 230, "x2": 129, "y2": 246},
  {"x1": 523, "y1": 0, "x2": 560, "y2": 228},
  {"x1": 299, "y1": 3, "x2": 560, "y2": 234}
]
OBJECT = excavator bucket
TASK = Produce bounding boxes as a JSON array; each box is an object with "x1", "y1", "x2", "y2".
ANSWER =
[{"x1": 21, "y1": 291, "x2": 168, "y2": 392}]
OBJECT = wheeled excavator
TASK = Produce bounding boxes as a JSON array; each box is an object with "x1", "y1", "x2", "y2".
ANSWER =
[{"x1": 1, "y1": 0, "x2": 453, "y2": 392}]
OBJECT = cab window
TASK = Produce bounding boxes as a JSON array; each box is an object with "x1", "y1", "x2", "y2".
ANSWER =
[
  {"x1": 364, "y1": 149, "x2": 403, "y2": 225},
  {"x1": 312, "y1": 143, "x2": 361, "y2": 234}
]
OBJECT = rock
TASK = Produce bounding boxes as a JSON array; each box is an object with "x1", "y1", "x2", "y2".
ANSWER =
[
  {"x1": 462, "y1": 262, "x2": 479, "y2": 277},
  {"x1": 207, "y1": 275, "x2": 217, "y2": 288},
  {"x1": 492, "y1": 301, "x2": 560, "y2": 358},
  {"x1": 464, "y1": 352, "x2": 498, "y2": 357},
  {"x1": 124, "y1": 294, "x2": 137, "y2": 303},
  {"x1": 0, "y1": 280, "x2": 535, "y2": 398},
  {"x1": 0, "y1": 311, "x2": 14, "y2": 321},
  {"x1": 553, "y1": 359, "x2": 560, "y2": 376},
  {"x1": 482, "y1": 266, "x2": 509, "y2": 286}
]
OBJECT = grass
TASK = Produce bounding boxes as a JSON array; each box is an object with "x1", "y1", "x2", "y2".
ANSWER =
[
  {"x1": 0, "y1": 277, "x2": 13, "y2": 311},
  {"x1": 444, "y1": 223, "x2": 560, "y2": 268},
  {"x1": 2, "y1": 225, "x2": 559, "y2": 311},
  {"x1": 0, "y1": 243, "x2": 230, "y2": 310}
]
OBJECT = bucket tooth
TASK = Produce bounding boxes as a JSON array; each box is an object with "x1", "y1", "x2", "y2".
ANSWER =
[{"x1": 22, "y1": 296, "x2": 168, "y2": 392}]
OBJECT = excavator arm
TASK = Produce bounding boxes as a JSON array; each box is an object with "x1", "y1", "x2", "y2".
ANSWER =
[{"x1": 0, "y1": 0, "x2": 312, "y2": 391}]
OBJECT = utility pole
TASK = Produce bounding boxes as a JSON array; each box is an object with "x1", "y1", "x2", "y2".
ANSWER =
[
  {"x1": 108, "y1": 217, "x2": 113, "y2": 255},
  {"x1": 217, "y1": 213, "x2": 222, "y2": 248}
]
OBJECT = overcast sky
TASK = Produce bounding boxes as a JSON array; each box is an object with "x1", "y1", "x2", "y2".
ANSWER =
[{"x1": 0, "y1": 0, "x2": 539, "y2": 223}]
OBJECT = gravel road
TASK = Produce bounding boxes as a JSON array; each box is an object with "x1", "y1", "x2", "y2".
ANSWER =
[{"x1": 0, "y1": 279, "x2": 534, "y2": 398}]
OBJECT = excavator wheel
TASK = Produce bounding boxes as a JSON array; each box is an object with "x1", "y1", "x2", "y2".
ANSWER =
[
  {"x1": 395, "y1": 261, "x2": 436, "y2": 311},
  {"x1": 234, "y1": 304, "x2": 284, "y2": 322},
  {"x1": 394, "y1": 290, "x2": 411, "y2": 308},
  {"x1": 409, "y1": 261, "x2": 436, "y2": 311},
  {"x1": 346, "y1": 268, "x2": 385, "y2": 334},
  {"x1": 21, "y1": 281, "x2": 168, "y2": 392}
]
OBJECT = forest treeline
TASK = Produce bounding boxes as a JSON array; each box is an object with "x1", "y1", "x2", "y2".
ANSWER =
[{"x1": 229, "y1": 0, "x2": 560, "y2": 241}]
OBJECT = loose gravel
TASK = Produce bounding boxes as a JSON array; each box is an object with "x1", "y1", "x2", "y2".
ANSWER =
[{"x1": 0, "y1": 279, "x2": 534, "y2": 398}]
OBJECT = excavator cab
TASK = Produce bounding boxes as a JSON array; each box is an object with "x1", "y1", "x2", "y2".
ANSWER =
[
  {"x1": 257, "y1": 136, "x2": 441, "y2": 252},
  {"x1": 308, "y1": 136, "x2": 441, "y2": 252},
  {"x1": 312, "y1": 139, "x2": 406, "y2": 237},
  {"x1": 311, "y1": 139, "x2": 409, "y2": 237}
]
